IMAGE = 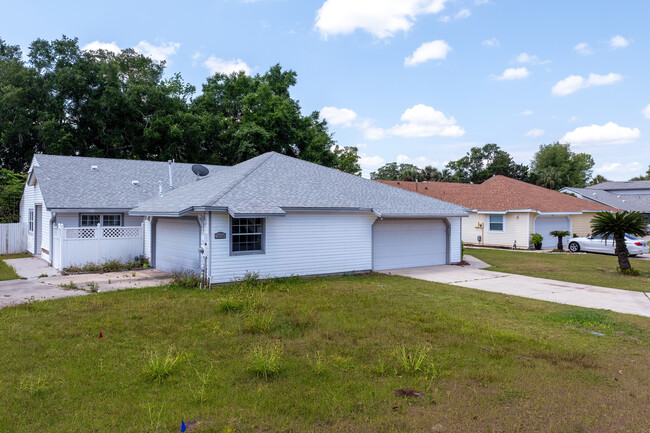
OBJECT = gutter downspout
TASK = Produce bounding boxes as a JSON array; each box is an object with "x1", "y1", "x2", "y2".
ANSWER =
[{"x1": 49, "y1": 212, "x2": 56, "y2": 267}]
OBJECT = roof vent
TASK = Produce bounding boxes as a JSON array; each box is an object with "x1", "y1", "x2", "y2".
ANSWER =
[
  {"x1": 592, "y1": 193, "x2": 597, "y2": 196},
  {"x1": 132, "y1": 180, "x2": 139, "y2": 186},
  {"x1": 192, "y1": 164, "x2": 210, "y2": 180},
  {"x1": 91, "y1": 165, "x2": 98, "y2": 171}
]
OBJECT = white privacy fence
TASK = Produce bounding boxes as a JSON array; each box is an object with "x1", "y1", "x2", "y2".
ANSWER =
[
  {"x1": 52, "y1": 224, "x2": 144, "y2": 269},
  {"x1": 0, "y1": 223, "x2": 26, "y2": 255}
]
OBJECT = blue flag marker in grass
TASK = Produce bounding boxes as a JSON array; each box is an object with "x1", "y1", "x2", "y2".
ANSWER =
[{"x1": 181, "y1": 420, "x2": 187, "y2": 432}]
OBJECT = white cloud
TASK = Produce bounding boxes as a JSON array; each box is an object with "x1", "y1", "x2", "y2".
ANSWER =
[
  {"x1": 404, "y1": 40, "x2": 452, "y2": 66},
  {"x1": 551, "y1": 73, "x2": 622, "y2": 96},
  {"x1": 320, "y1": 106, "x2": 358, "y2": 126},
  {"x1": 568, "y1": 116, "x2": 580, "y2": 122},
  {"x1": 396, "y1": 154, "x2": 441, "y2": 168},
  {"x1": 573, "y1": 42, "x2": 593, "y2": 56},
  {"x1": 134, "y1": 41, "x2": 180, "y2": 62},
  {"x1": 515, "y1": 52, "x2": 537, "y2": 64},
  {"x1": 438, "y1": 15, "x2": 450, "y2": 22},
  {"x1": 643, "y1": 104, "x2": 650, "y2": 119},
  {"x1": 520, "y1": 109, "x2": 534, "y2": 116},
  {"x1": 359, "y1": 153, "x2": 386, "y2": 176},
  {"x1": 315, "y1": 0, "x2": 448, "y2": 39},
  {"x1": 482, "y1": 38, "x2": 499, "y2": 47},
  {"x1": 525, "y1": 128, "x2": 544, "y2": 137},
  {"x1": 81, "y1": 41, "x2": 121, "y2": 53},
  {"x1": 609, "y1": 35, "x2": 629, "y2": 49},
  {"x1": 596, "y1": 162, "x2": 642, "y2": 174},
  {"x1": 384, "y1": 104, "x2": 465, "y2": 138},
  {"x1": 204, "y1": 56, "x2": 251, "y2": 75},
  {"x1": 455, "y1": 8, "x2": 471, "y2": 19},
  {"x1": 560, "y1": 122, "x2": 640, "y2": 146},
  {"x1": 363, "y1": 127, "x2": 386, "y2": 140},
  {"x1": 493, "y1": 67, "x2": 529, "y2": 81}
]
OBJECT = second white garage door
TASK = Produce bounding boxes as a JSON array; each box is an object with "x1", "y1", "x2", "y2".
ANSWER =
[
  {"x1": 372, "y1": 219, "x2": 447, "y2": 271},
  {"x1": 155, "y1": 218, "x2": 201, "y2": 274},
  {"x1": 534, "y1": 216, "x2": 571, "y2": 249}
]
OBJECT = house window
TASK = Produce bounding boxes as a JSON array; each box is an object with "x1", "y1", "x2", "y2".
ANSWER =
[
  {"x1": 28, "y1": 209, "x2": 34, "y2": 232},
  {"x1": 488, "y1": 215, "x2": 504, "y2": 232},
  {"x1": 80, "y1": 214, "x2": 122, "y2": 227},
  {"x1": 231, "y1": 218, "x2": 265, "y2": 254}
]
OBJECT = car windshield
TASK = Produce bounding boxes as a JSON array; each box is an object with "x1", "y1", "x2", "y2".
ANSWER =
[{"x1": 625, "y1": 234, "x2": 639, "y2": 240}]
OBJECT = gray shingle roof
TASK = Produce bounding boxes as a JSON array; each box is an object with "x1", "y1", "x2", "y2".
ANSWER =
[
  {"x1": 130, "y1": 152, "x2": 468, "y2": 218},
  {"x1": 563, "y1": 187, "x2": 650, "y2": 213},
  {"x1": 588, "y1": 180, "x2": 650, "y2": 190},
  {"x1": 31, "y1": 154, "x2": 225, "y2": 210}
]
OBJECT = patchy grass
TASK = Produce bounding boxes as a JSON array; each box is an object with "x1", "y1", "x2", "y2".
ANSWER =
[
  {"x1": 468, "y1": 248, "x2": 650, "y2": 292},
  {"x1": 0, "y1": 253, "x2": 30, "y2": 281},
  {"x1": 0, "y1": 274, "x2": 649, "y2": 432}
]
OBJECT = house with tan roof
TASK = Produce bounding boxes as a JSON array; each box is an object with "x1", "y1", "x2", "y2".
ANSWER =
[{"x1": 379, "y1": 175, "x2": 619, "y2": 249}]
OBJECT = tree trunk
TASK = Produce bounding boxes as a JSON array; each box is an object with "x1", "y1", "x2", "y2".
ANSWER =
[
  {"x1": 557, "y1": 236, "x2": 564, "y2": 251},
  {"x1": 615, "y1": 235, "x2": 631, "y2": 271}
]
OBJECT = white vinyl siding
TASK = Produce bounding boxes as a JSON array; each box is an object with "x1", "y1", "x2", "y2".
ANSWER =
[
  {"x1": 209, "y1": 211, "x2": 376, "y2": 283},
  {"x1": 21, "y1": 181, "x2": 51, "y2": 259},
  {"x1": 461, "y1": 212, "x2": 532, "y2": 248},
  {"x1": 372, "y1": 219, "x2": 447, "y2": 270},
  {"x1": 448, "y1": 217, "x2": 462, "y2": 263},
  {"x1": 155, "y1": 218, "x2": 200, "y2": 274}
]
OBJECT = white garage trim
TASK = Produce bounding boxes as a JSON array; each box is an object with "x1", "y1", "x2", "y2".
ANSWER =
[
  {"x1": 153, "y1": 216, "x2": 201, "y2": 274},
  {"x1": 372, "y1": 218, "x2": 448, "y2": 271}
]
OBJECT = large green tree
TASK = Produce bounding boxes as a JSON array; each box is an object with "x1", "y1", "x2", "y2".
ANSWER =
[
  {"x1": 370, "y1": 163, "x2": 451, "y2": 181},
  {"x1": 445, "y1": 143, "x2": 528, "y2": 184},
  {"x1": 0, "y1": 168, "x2": 25, "y2": 223},
  {"x1": 591, "y1": 211, "x2": 648, "y2": 271},
  {"x1": 529, "y1": 142, "x2": 594, "y2": 190},
  {"x1": 630, "y1": 165, "x2": 650, "y2": 181}
]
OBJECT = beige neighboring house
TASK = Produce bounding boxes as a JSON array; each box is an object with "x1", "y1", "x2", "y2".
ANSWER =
[{"x1": 380, "y1": 175, "x2": 619, "y2": 249}]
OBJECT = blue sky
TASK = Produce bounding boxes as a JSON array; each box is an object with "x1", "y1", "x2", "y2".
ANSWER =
[{"x1": 2, "y1": 0, "x2": 650, "y2": 179}]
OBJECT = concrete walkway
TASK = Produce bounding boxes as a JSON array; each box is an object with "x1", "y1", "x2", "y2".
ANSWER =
[
  {"x1": 5, "y1": 256, "x2": 60, "y2": 279},
  {"x1": 0, "y1": 269, "x2": 171, "y2": 309},
  {"x1": 381, "y1": 256, "x2": 650, "y2": 317}
]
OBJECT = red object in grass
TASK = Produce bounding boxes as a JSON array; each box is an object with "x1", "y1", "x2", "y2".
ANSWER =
[{"x1": 99, "y1": 332, "x2": 103, "y2": 339}]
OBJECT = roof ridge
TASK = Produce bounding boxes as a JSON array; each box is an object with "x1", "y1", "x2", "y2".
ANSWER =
[{"x1": 206, "y1": 152, "x2": 276, "y2": 206}]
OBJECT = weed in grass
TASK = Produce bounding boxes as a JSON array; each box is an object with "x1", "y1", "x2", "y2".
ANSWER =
[
  {"x1": 286, "y1": 307, "x2": 318, "y2": 331},
  {"x1": 307, "y1": 351, "x2": 327, "y2": 376},
  {"x1": 617, "y1": 267, "x2": 640, "y2": 276},
  {"x1": 143, "y1": 347, "x2": 184, "y2": 382},
  {"x1": 18, "y1": 373, "x2": 50, "y2": 395},
  {"x1": 37, "y1": 273, "x2": 48, "y2": 278},
  {"x1": 59, "y1": 281, "x2": 82, "y2": 290},
  {"x1": 371, "y1": 358, "x2": 391, "y2": 376},
  {"x1": 393, "y1": 343, "x2": 437, "y2": 377},
  {"x1": 218, "y1": 296, "x2": 245, "y2": 313},
  {"x1": 496, "y1": 388, "x2": 529, "y2": 405},
  {"x1": 233, "y1": 271, "x2": 262, "y2": 289},
  {"x1": 188, "y1": 365, "x2": 213, "y2": 404},
  {"x1": 171, "y1": 269, "x2": 202, "y2": 289},
  {"x1": 545, "y1": 310, "x2": 617, "y2": 332},
  {"x1": 244, "y1": 310, "x2": 275, "y2": 334},
  {"x1": 219, "y1": 291, "x2": 266, "y2": 314},
  {"x1": 87, "y1": 281, "x2": 99, "y2": 293},
  {"x1": 20, "y1": 296, "x2": 48, "y2": 312},
  {"x1": 247, "y1": 343, "x2": 283, "y2": 380},
  {"x1": 147, "y1": 403, "x2": 164, "y2": 431}
]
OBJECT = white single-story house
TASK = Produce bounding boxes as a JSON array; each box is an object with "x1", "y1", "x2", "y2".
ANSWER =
[
  {"x1": 380, "y1": 175, "x2": 619, "y2": 249},
  {"x1": 22, "y1": 152, "x2": 468, "y2": 281}
]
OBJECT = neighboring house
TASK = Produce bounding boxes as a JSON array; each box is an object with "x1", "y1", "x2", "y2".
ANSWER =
[
  {"x1": 22, "y1": 152, "x2": 468, "y2": 280},
  {"x1": 561, "y1": 181, "x2": 650, "y2": 223},
  {"x1": 379, "y1": 175, "x2": 618, "y2": 249},
  {"x1": 129, "y1": 152, "x2": 467, "y2": 283},
  {"x1": 20, "y1": 154, "x2": 223, "y2": 269}
]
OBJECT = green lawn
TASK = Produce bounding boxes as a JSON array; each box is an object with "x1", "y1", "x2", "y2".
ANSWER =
[
  {"x1": 468, "y1": 248, "x2": 650, "y2": 292},
  {"x1": 1, "y1": 275, "x2": 649, "y2": 432},
  {"x1": 0, "y1": 253, "x2": 30, "y2": 281}
]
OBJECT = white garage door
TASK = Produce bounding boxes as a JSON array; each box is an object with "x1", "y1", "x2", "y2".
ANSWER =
[
  {"x1": 155, "y1": 218, "x2": 200, "y2": 274},
  {"x1": 372, "y1": 219, "x2": 447, "y2": 271},
  {"x1": 534, "y1": 216, "x2": 571, "y2": 248}
]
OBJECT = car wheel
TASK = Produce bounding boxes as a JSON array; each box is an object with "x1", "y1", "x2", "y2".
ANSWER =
[{"x1": 568, "y1": 242, "x2": 580, "y2": 252}]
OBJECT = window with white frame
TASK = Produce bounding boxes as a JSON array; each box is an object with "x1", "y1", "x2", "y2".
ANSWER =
[
  {"x1": 80, "y1": 214, "x2": 122, "y2": 227},
  {"x1": 231, "y1": 218, "x2": 265, "y2": 254},
  {"x1": 488, "y1": 215, "x2": 504, "y2": 232},
  {"x1": 28, "y1": 209, "x2": 34, "y2": 232}
]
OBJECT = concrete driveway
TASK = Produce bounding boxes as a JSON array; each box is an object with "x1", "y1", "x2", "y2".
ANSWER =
[
  {"x1": 381, "y1": 256, "x2": 650, "y2": 317},
  {"x1": 0, "y1": 269, "x2": 171, "y2": 309}
]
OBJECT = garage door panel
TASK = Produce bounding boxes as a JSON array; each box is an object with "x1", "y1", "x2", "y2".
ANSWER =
[
  {"x1": 373, "y1": 219, "x2": 447, "y2": 271},
  {"x1": 535, "y1": 216, "x2": 571, "y2": 249},
  {"x1": 155, "y1": 218, "x2": 200, "y2": 274}
]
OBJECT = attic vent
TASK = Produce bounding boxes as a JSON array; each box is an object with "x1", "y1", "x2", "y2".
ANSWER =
[
  {"x1": 592, "y1": 193, "x2": 597, "y2": 196},
  {"x1": 91, "y1": 165, "x2": 98, "y2": 171},
  {"x1": 132, "y1": 180, "x2": 139, "y2": 186}
]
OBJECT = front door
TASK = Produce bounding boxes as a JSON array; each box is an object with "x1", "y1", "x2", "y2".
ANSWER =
[{"x1": 34, "y1": 205, "x2": 42, "y2": 255}]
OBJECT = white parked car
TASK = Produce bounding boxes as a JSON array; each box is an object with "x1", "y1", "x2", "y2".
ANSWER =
[{"x1": 567, "y1": 234, "x2": 649, "y2": 256}]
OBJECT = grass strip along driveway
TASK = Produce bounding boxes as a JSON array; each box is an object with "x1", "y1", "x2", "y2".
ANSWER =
[
  {"x1": 468, "y1": 247, "x2": 650, "y2": 292},
  {"x1": 0, "y1": 253, "x2": 30, "y2": 281},
  {"x1": 1, "y1": 274, "x2": 649, "y2": 432}
]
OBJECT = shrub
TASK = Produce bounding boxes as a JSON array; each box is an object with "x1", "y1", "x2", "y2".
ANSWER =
[
  {"x1": 63, "y1": 256, "x2": 150, "y2": 274},
  {"x1": 232, "y1": 271, "x2": 263, "y2": 289},
  {"x1": 87, "y1": 281, "x2": 99, "y2": 293},
  {"x1": 170, "y1": 269, "x2": 202, "y2": 289},
  {"x1": 531, "y1": 233, "x2": 543, "y2": 245},
  {"x1": 247, "y1": 343, "x2": 283, "y2": 380},
  {"x1": 143, "y1": 348, "x2": 184, "y2": 382}
]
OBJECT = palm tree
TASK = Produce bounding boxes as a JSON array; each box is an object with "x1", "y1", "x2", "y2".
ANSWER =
[
  {"x1": 549, "y1": 230, "x2": 570, "y2": 251},
  {"x1": 591, "y1": 211, "x2": 648, "y2": 271}
]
